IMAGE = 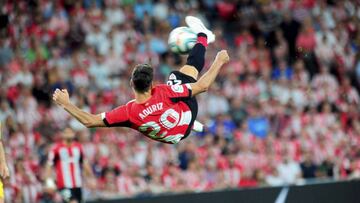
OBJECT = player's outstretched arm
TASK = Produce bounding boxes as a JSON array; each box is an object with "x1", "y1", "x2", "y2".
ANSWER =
[
  {"x1": 190, "y1": 50, "x2": 229, "y2": 96},
  {"x1": 52, "y1": 89, "x2": 105, "y2": 128}
]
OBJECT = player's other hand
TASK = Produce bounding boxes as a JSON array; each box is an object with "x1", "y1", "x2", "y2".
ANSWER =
[
  {"x1": 52, "y1": 89, "x2": 70, "y2": 107},
  {"x1": 216, "y1": 50, "x2": 230, "y2": 64},
  {"x1": 0, "y1": 163, "x2": 9, "y2": 179}
]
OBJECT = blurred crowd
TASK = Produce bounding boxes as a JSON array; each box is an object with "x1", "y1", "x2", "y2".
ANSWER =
[{"x1": 1, "y1": 0, "x2": 360, "y2": 202}]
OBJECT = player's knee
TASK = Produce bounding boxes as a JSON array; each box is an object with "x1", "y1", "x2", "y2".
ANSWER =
[{"x1": 179, "y1": 65, "x2": 198, "y2": 80}]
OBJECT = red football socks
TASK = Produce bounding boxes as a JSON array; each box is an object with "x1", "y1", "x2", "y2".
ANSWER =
[{"x1": 196, "y1": 33, "x2": 208, "y2": 47}]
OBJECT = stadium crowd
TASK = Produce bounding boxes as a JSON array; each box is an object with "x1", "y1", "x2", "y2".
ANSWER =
[{"x1": 0, "y1": 0, "x2": 360, "y2": 202}]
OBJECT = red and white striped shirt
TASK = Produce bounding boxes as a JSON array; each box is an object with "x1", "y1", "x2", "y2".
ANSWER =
[
  {"x1": 48, "y1": 142, "x2": 84, "y2": 189},
  {"x1": 223, "y1": 167, "x2": 241, "y2": 187},
  {"x1": 116, "y1": 174, "x2": 136, "y2": 196}
]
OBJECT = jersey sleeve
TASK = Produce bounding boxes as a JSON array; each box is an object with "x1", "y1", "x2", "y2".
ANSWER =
[
  {"x1": 162, "y1": 84, "x2": 192, "y2": 99},
  {"x1": 101, "y1": 105, "x2": 131, "y2": 127}
]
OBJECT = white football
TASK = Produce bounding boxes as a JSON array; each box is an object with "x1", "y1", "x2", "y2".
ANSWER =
[{"x1": 168, "y1": 27, "x2": 197, "y2": 55}]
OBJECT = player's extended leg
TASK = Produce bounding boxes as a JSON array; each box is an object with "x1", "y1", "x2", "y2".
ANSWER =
[
  {"x1": 179, "y1": 16, "x2": 215, "y2": 80},
  {"x1": 179, "y1": 16, "x2": 215, "y2": 133},
  {"x1": 179, "y1": 35, "x2": 207, "y2": 80},
  {"x1": 178, "y1": 40, "x2": 207, "y2": 133},
  {"x1": 176, "y1": 34, "x2": 208, "y2": 133}
]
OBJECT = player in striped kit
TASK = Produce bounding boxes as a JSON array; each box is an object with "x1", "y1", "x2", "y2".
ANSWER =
[{"x1": 45, "y1": 128, "x2": 94, "y2": 203}]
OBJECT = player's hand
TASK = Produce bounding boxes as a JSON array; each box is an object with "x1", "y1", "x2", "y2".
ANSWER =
[
  {"x1": 0, "y1": 163, "x2": 9, "y2": 179},
  {"x1": 216, "y1": 50, "x2": 230, "y2": 64},
  {"x1": 53, "y1": 89, "x2": 70, "y2": 107}
]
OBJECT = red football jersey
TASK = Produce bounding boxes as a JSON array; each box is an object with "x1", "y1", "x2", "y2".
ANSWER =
[
  {"x1": 48, "y1": 142, "x2": 84, "y2": 189},
  {"x1": 102, "y1": 84, "x2": 194, "y2": 144}
]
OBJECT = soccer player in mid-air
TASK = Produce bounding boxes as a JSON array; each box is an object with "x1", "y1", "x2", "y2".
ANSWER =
[{"x1": 53, "y1": 16, "x2": 230, "y2": 144}]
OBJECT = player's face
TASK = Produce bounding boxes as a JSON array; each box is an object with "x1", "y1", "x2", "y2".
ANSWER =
[{"x1": 62, "y1": 128, "x2": 75, "y2": 141}]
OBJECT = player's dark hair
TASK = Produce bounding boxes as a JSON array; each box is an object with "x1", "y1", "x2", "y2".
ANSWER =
[{"x1": 131, "y1": 64, "x2": 153, "y2": 93}]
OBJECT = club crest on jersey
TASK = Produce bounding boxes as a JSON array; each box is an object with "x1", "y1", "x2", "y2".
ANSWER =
[
  {"x1": 139, "y1": 102, "x2": 164, "y2": 119},
  {"x1": 171, "y1": 84, "x2": 184, "y2": 93}
]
